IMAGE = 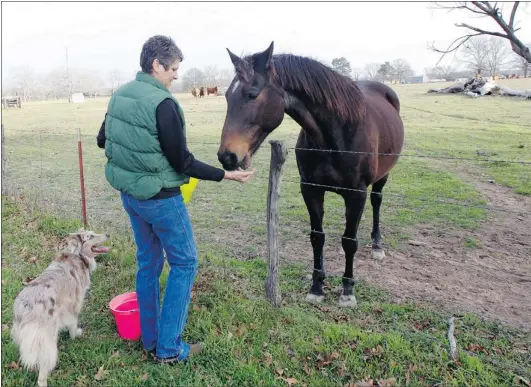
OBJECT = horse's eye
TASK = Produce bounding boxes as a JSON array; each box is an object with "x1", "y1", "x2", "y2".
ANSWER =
[{"x1": 246, "y1": 92, "x2": 259, "y2": 100}]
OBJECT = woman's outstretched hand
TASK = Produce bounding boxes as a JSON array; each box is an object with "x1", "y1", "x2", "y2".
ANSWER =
[{"x1": 223, "y1": 168, "x2": 256, "y2": 183}]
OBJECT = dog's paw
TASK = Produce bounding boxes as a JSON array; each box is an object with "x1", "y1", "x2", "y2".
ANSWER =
[{"x1": 71, "y1": 328, "x2": 83, "y2": 339}]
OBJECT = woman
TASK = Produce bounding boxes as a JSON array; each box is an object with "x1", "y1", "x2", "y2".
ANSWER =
[{"x1": 97, "y1": 35, "x2": 255, "y2": 364}]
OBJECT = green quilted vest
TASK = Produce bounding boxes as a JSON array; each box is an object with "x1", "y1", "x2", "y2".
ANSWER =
[{"x1": 104, "y1": 71, "x2": 190, "y2": 200}]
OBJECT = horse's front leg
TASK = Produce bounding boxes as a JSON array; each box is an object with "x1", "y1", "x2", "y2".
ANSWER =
[
  {"x1": 340, "y1": 189, "x2": 367, "y2": 307},
  {"x1": 301, "y1": 184, "x2": 326, "y2": 303},
  {"x1": 370, "y1": 175, "x2": 388, "y2": 260}
]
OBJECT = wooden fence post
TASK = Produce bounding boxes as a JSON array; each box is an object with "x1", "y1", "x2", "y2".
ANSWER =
[
  {"x1": 265, "y1": 140, "x2": 288, "y2": 307},
  {"x1": 77, "y1": 128, "x2": 88, "y2": 229},
  {"x1": 1, "y1": 124, "x2": 6, "y2": 196}
]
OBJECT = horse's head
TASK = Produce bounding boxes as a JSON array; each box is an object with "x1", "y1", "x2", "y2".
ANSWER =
[{"x1": 218, "y1": 42, "x2": 285, "y2": 171}]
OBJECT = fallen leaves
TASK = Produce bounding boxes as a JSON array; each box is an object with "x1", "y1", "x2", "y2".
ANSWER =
[
  {"x1": 235, "y1": 324, "x2": 247, "y2": 337},
  {"x1": 192, "y1": 304, "x2": 207, "y2": 312},
  {"x1": 264, "y1": 351, "x2": 273, "y2": 367},
  {"x1": 94, "y1": 366, "x2": 105, "y2": 381},
  {"x1": 2, "y1": 324, "x2": 9, "y2": 332},
  {"x1": 513, "y1": 375, "x2": 530, "y2": 386},
  {"x1": 140, "y1": 373, "x2": 148, "y2": 381},
  {"x1": 348, "y1": 377, "x2": 397, "y2": 387},
  {"x1": 466, "y1": 343, "x2": 488, "y2": 354},
  {"x1": 281, "y1": 377, "x2": 298, "y2": 386},
  {"x1": 362, "y1": 345, "x2": 383, "y2": 361},
  {"x1": 7, "y1": 361, "x2": 19, "y2": 369},
  {"x1": 413, "y1": 319, "x2": 430, "y2": 331}
]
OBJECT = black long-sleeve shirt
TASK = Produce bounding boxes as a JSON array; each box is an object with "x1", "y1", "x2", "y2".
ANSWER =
[{"x1": 97, "y1": 98, "x2": 225, "y2": 199}]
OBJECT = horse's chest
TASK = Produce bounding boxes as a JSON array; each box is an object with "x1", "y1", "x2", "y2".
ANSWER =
[{"x1": 295, "y1": 131, "x2": 370, "y2": 188}]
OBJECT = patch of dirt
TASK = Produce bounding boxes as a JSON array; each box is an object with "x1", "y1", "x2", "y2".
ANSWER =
[{"x1": 329, "y1": 164, "x2": 531, "y2": 330}]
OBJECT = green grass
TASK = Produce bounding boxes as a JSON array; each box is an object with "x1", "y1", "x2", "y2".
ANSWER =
[
  {"x1": 2, "y1": 200, "x2": 530, "y2": 386},
  {"x1": 1, "y1": 82, "x2": 529, "y2": 255},
  {"x1": 394, "y1": 80, "x2": 531, "y2": 195}
]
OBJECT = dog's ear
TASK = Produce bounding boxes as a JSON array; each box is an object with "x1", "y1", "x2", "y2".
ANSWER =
[
  {"x1": 59, "y1": 234, "x2": 82, "y2": 254},
  {"x1": 71, "y1": 229, "x2": 91, "y2": 243}
]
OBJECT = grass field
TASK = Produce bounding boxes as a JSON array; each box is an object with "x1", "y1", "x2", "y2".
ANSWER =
[{"x1": 1, "y1": 79, "x2": 530, "y2": 386}]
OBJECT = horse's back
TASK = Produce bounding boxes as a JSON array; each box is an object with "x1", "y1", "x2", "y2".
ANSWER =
[{"x1": 355, "y1": 80, "x2": 400, "y2": 112}]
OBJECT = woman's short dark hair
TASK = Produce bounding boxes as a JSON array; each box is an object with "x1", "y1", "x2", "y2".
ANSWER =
[{"x1": 140, "y1": 35, "x2": 184, "y2": 73}]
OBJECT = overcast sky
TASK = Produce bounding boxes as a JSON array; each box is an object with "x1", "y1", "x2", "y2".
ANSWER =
[{"x1": 2, "y1": 1, "x2": 530, "y2": 83}]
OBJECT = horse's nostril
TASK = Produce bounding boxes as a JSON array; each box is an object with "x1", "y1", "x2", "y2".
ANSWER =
[{"x1": 218, "y1": 152, "x2": 238, "y2": 169}]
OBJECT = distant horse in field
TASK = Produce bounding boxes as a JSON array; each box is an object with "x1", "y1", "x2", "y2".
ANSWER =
[
  {"x1": 191, "y1": 88, "x2": 199, "y2": 98},
  {"x1": 217, "y1": 42, "x2": 404, "y2": 307},
  {"x1": 207, "y1": 86, "x2": 219, "y2": 96},
  {"x1": 199, "y1": 87, "x2": 206, "y2": 98}
]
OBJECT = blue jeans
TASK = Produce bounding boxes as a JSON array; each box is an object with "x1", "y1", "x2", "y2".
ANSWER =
[{"x1": 120, "y1": 192, "x2": 198, "y2": 360}]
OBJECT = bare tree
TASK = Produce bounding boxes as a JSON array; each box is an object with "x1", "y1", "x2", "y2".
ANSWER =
[
  {"x1": 391, "y1": 59, "x2": 414, "y2": 82},
  {"x1": 363, "y1": 63, "x2": 380, "y2": 80},
  {"x1": 12, "y1": 66, "x2": 37, "y2": 102},
  {"x1": 43, "y1": 68, "x2": 70, "y2": 100},
  {"x1": 351, "y1": 67, "x2": 363, "y2": 81},
  {"x1": 203, "y1": 65, "x2": 219, "y2": 86},
  {"x1": 485, "y1": 37, "x2": 512, "y2": 76},
  {"x1": 425, "y1": 64, "x2": 456, "y2": 79},
  {"x1": 429, "y1": 2, "x2": 531, "y2": 64},
  {"x1": 457, "y1": 36, "x2": 489, "y2": 76},
  {"x1": 108, "y1": 69, "x2": 125, "y2": 94},
  {"x1": 510, "y1": 44, "x2": 531, "y2": 77},
  {"x1": 436, "y1": 64, "x2": 456, "y2": 79},
  {"x1": 217, "y1": 68, "x2": 234, "y2": 87},
  {"x1": 181, "y1": 68, "x2": 205, "y2": 90}
]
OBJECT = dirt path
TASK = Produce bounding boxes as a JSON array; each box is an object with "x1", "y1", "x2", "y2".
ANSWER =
[{"x1": 344, "y1": 164, "x2": 531, "y2": 330}]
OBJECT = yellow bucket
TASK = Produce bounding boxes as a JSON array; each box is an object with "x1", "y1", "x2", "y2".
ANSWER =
[{"x1": 181, "y1": 177, "x2": 199, "y2": 204}]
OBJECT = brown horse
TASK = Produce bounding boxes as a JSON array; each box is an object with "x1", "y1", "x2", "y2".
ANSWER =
[
  {"x1": 207, "y1": 86, "x2": 219, "y2": 96},
  {"x1": 199, "y1": 87, "x2": 206, "y2": 98},
  {"x1": 217, "y1": 42, "x2": 404, "y2": 307}
]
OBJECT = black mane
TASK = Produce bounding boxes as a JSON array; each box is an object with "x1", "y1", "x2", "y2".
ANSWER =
[{"x1": 265, "y1": 54, "x2": 366, "y2": 124}]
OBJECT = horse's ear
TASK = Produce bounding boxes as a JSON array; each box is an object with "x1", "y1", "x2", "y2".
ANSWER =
[
  {"x1": 254, "y1": 41, "x2": 274, "y2": 74},
  {"x1": 227, "y1": 48, "x2": 241, "y2": 67},
  {"x1": 227, "y1": 48, "x2": 249, "y2": 78}
]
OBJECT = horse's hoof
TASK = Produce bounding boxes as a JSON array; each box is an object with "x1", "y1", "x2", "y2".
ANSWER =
[
  {"x1": 306, "y1": 293, "x2": 325, "y2": 303},
  {"x1": 338, "y1": 295, "x2": 357, "y2": 308},
  {"x1": 372, "y1": 249, "x2": 386, "y2": 260}
]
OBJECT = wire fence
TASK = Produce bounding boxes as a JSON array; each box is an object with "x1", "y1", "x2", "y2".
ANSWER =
[{"x1": 2, "y1": 116, "x2": 530, "y2": 298}]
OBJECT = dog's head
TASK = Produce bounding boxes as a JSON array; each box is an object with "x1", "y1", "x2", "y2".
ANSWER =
[{"x1": 57, "y1": 229, "x2": 110, "y2": 271}]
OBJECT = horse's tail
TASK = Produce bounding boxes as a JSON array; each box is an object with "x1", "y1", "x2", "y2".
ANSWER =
[{"x1": 385, "y1": 88, "x2": 400, "y2": 113}]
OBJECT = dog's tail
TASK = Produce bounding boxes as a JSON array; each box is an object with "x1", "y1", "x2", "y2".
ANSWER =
[{"x1": 11, "y1": 318, "x2": 58, "y2": 376}]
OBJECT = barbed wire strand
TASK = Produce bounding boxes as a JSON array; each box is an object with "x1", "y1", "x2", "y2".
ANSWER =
[
  {"x1": 251, "y1": 175, "x2": 526, "y2": 215},
  {"x1": 290, "y1": 147, "x2": 531, "y2": 165}
]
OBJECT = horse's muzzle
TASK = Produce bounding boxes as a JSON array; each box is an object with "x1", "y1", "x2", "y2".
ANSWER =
[{"x1": 217, "y1": 151, "x2": 239, "y2": 171}]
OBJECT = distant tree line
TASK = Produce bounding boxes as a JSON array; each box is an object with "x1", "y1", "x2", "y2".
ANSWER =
[
  {"x1": 329, "y1": 37, "x2": 529, "y2": 83},
  {"x1": 4, "y1": 36, "x2": 530, "y2": 102},
  {"x1": 2, "y1": 65, "x2": 236, "y2": 101}
]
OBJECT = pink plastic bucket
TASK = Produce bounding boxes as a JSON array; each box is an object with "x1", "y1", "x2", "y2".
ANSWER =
[{"x1": 109, "y1": 292, "x2": 141, "y2": 341}]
